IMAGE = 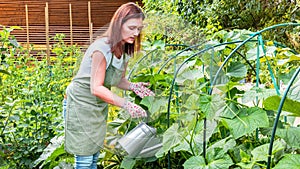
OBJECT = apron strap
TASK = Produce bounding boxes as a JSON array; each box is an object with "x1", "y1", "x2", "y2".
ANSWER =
[
  {"x1": 110, "y1": 53, "x2": 126, "y2": 68},
  {"x1": 109, "y1": 53, "x2": 114, "y2": 67},
  {"x1": 109, "y1": 53, "x2": 126, "y2": 67}
]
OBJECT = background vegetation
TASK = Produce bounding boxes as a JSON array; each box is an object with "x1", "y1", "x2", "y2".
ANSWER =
[{"x1": 142, "y1": 0, "x2": 300, "y2": 50}]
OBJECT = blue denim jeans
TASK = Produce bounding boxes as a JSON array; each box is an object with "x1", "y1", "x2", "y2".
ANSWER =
[
  {"x1": 62, "y1": 98, "x2": 67, "y2": 120},
  {"x1": 75, "y1": 151, "x2": 100, "y2": 169}
]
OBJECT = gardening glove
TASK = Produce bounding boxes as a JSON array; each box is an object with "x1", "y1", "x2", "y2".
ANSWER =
[
  {"x1": 129, "y1": 82, "x2": 155, "y2": 98},
  {"x1": 122, "y1": 100, "x2": 147, "y2": 118}
]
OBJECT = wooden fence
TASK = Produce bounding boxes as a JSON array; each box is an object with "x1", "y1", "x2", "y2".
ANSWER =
[{"x1": 0, "y1": 0, "x2": 142, "y2": 60}]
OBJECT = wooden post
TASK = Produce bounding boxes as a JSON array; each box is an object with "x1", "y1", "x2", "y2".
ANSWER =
[
  {"x1": 25, "y1": 4, "x2": 30, "y2": 52},
  {"x1": 45, "y1": 2, "x2": 50, "y2": 65},
  {"x1": 90, "y1": 23, "x2": 93, "y2": 44},
  {"x1": 88, "y1": 1, "x2": 92, "y2": 43},
  {"x1": 69, "y1": 3, "x2": 73, "y2": 46}
]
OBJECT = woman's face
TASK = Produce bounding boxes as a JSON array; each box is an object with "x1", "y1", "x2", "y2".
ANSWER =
[{"x1": 121, "y1": 17, "x2": 144, "y2": 44}]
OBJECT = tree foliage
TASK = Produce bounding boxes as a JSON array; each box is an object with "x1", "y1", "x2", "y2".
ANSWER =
[{"x1": 142, "y1": 0, "x2": 300, "y2": 51}]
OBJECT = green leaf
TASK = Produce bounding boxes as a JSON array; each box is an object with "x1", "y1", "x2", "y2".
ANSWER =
[
  {"x1": 183, "y1": 94, "x2": 200, "y2": 110},
  {"x1": 221, "y1": 107, "x2": 269, "y2": 139},
  {"x1": 289, "y1": 54, "x2": 300, "y2": 62},
  {"x1": 221, "y1": 102, "x2": 240, "y2": 119},
  {"x1": 207, "y1": 65, "x2": 229, "y2": 85},
  {"x1": 176, "y1": 69, "x2": 204, "y2": 83},
  {"x1": 276, "y1": 127, "x2": 300, "y2": 148},
  {"x1": 206, "y1": 152, "x2": 233, "y2": 169},
  {"x1": 278, "y1": 68, "x2": 297, "y2": 85},
  {"x1": 160, "y1": 124, "x2": 183, "y2": 155},
  {"x1": 226, "y1": 62, "x2": 247, "y2": 78},
  {"x1": 183, "y1": 156, "x2": 206, "y2": 169},
  {"x1": 265, "y1": 46, "x2": 277, "y2": 57},
  {"x1": 214, "y1": 81, "x2": 239, "y2": 94},
  {"x1": 183, "y1": 150, "x2": 233, "y2": 169},
  {"x1": 242, "y1": 87, "x2": 277, "y2": 103},
  {"x1": 8, "y1": 26, "x2": 22, "y2": 31},
  {"x1": 206, "y1": 40, "x2": 226, "y2": 51},
  {"x1": 263, "y1": 95, "x2": 300, "y2": 116},
  {"x1": 236, "y1": 162, "x2": 255, "y2": 169},
  {"x1": 120, "y1": 157, "x2": 136, "y2": 169},
  {"x1": 240, "y1": 149, "x2": 251, "y2": 163},
  {"x1": 44, "y1": 145, "x2": 66, "y2": 166},
  {"x1": 207, "y1": 137, "x2": 236, "y2": 153},
  {"x1": 273, "y1": 154, "x2": 300, "y2": 169},
  {"x1": 251, "y1": 140, "x2": 285, "y2": 162},
  {"x1": 152, "y1": 40, "x2": 165, "y2": 50},
  {"x1": 288, "y1": 78, "x2": 300, "y2": 102},
  {"x1": 199, "y1": 94, "x2": 226, "y2": 120},
  {"x1": 33, "y1": 136, "x2": 65, "y2": 167},
  {"x1": 192, "y1": 119, "x2": 218, "y2": 148},
  {"x1": 277, "y1": 58, "x2": 290, "y2": 66},
  {"x1": 140, "y1": 96, "x2": 167, "y2": 114},
  {"x1": 0, "y1": 69, "x2": 10, "y2": 75},
  {"x1": 246, "y1": 45, "x2": 264, "y2": 60},
  {"x1": 278, "y1": 54, "x2": 300, "y2": 66},
  {"x1": 177, "y1": 59, "x2": 197, "y2": 75},
  {"x1": 173, "y1": 135, "x2": 192, "y2": 153},
  {"x1": 224, "y1": 30, "x2": 242, "y2": 41}
]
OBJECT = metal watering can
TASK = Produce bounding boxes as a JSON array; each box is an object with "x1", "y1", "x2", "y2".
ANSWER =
[{"x1": 118, "y1": 122, "x2": 162, "y2": 158}]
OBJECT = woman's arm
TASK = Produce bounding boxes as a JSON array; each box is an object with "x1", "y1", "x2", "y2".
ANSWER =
[
  {"x1": 90, "y1": 52, "x2": 147, "y2": 118},
  {"x1": 116, "y1": 62, "x2": 131, "y2": 90},
  {"x1": 90, "y1": 51, "x2": 125, "y2": 107}
]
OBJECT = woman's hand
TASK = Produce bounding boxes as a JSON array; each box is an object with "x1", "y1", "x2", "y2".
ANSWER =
[
  {"x1": 122, "y1": 100, "x2": 147, "y2": 118},
  {"x1": 129, "y1": 82, "x2": 155, "y2": 98}
]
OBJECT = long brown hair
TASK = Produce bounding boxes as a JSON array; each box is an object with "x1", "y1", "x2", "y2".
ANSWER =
[{"x1": 103, "y1": 2, "x2": 145, "y2": 58}]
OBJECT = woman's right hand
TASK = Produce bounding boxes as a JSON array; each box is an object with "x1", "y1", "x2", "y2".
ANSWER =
[
  {"x1": 122, "y1": 101, "x2": 147, "y2": 118},
  {"x1": 129, "y1": 82, "x2": 155, "y2": 98}
]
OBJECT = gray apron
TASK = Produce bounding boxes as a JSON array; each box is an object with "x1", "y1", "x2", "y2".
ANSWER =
[{"x1": 65, "y1": 54, "x2": 125, "y2": 155}]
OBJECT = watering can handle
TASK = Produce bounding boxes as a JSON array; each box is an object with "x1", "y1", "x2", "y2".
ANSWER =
[
  {"x1": 124, "y1": 112, "x2": 149, "y2": 135},
  {"x1": 141, "y1": 110, "x2": 150, "y2": 123}
]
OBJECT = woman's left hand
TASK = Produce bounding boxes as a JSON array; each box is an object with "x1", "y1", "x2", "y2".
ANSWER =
[{"x1": 129, "y1": 82, "x2": 155, "y2": 98}]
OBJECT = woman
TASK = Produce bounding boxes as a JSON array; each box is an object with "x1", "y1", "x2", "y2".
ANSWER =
[{"x1": 64, "y1": 2, "x2": 154, "y2": 168}]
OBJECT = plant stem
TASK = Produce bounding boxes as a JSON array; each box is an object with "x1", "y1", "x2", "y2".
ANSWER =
[{"x1": 0, "y1": 105, "x2": 14, "y2": 136}]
